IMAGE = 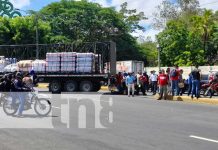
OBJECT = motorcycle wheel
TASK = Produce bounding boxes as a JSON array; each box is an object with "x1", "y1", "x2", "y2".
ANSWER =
[
  {"x1": 34, "y1": 98, "x2": 51, "y2": 117},
  {"x1": 3, "y1": 100, "x2": 18, "y2": 116},
  {"x1": 202, "y1": 89, "x2": 208, "y2": 97}
]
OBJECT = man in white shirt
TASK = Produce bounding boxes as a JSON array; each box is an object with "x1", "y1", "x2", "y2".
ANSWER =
[{"x1": 149, "y1": 70, "x2": 158, "y2": 95}]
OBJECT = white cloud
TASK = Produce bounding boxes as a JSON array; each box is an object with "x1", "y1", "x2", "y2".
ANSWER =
[
  {"x1": 9, "y1": 0, "x2": 218, "y2": 41},
  {"x1": 9, "y1": 0, "x2": 31, "y2": 9},
  {"x1": 106, "y1": 0, "x2": 218, "y2": 41},
  {"x1": 199, "y1": 0, "x2": 218, "y2": 11}
]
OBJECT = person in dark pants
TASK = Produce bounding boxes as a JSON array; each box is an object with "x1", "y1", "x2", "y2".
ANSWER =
[
  {"x1": 178, "y1": 69, "x2": 185, "y2": 96},
  {"x1": 138, "y1": 73, "x2": 148, "y2": 95},
  {"x1": 143, "y1": 72, "x2": 149, "y2": 92},
  {"x1": 116, "y1": 72, "x2": 123, "y2": 94},
  {"x1": 191, "y1": 68, "x2": 201, "y2": 99},
  {"x1": 187, "y1": 73, "x2": 193, "y2": 96},
  {"x1": 149, "y1": 70, "x2": 158, "y2": 95},
  {"x1": 170, "y1": 65, "x2": 180, "y2": 96}
]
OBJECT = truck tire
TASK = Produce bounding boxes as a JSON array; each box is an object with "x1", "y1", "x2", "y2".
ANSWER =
[
  {"x1": 49, "y1": 80, "x2": 61, "y2": 94},
  {"x1": 80, "y1": 81, "x2": 93, "y2": 92},
  {"x1": 93, "y1": 82, "x2": 101, "y2": 92},
  {"x1": 64, "y1": 80, "x2": 78, "y2": 92}
]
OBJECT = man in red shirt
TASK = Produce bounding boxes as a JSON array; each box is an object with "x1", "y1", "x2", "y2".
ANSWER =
[
  {"x1": 157, "y1": 69, "x2": 168, "y2": 100},
  {"x1": 170, "y1": 65, "x2": 180, "y2": 96}
]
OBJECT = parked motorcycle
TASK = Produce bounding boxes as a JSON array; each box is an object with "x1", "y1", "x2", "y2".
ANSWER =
[
  {"x1": 204, "y1": 82, "x2": 218, "y2": 98},
  {"x1": 201, "y1": 82, "x2": 211, "y2": 96}
]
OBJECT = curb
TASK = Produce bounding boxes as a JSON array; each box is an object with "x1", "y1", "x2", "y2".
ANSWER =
[
  {"x1": 37, "y1": 83, "x2": 49, "y2": 88},
  {"x1": 101, "y1": 86, "x2": 109, "y2": 91},
  {"x1": 154, "y1": 94, "x2": 218, "y2": 105}
]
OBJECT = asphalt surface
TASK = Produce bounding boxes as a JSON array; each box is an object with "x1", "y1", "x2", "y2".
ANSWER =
[{"x1": 0, "y1": 89, "x2": 218, "y2": 150}]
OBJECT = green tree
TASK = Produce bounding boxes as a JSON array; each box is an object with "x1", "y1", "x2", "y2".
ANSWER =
[
  {"x1": 39, "y1": 0, "x2": 147, "y2": 61},
  {"x1": 140, "y1": 39, "x2": 158, "y2": 67},
  {"x1": 157, "y1": 20, "x2": 189, "y2": 66}
]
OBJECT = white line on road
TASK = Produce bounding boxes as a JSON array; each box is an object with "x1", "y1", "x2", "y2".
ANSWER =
[{"x1": 190, "y1": 135, "x2": 218, "y2": 143}]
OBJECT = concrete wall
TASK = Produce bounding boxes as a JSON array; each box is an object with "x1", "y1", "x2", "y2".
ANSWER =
[{"x1": 145, "y1": 66, "x2": 218, "y2": 79}]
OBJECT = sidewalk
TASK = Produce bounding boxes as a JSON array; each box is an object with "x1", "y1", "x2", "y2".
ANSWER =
[
  {"x1": 100, "y1": 86, "x2": 218, "y2": 105},
  {"x1": 154, "y1": 94, "x2": 218, "y2": 105}
]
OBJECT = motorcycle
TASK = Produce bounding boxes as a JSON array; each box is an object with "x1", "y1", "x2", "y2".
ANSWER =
[
  {"x1": 201, "y1": 82, "x2": 211, "y2": 96},
  {"x1": 2, "y1": 91, "x2": 51, "y2": 116},
  {"x1": 204, "y1": 82, "x2": 218, "y2": 98}
]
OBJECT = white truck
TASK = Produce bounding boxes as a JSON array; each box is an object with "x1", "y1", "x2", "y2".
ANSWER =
[{"x1": 116, "y1": 60, "x2": 144, "y2": 73}]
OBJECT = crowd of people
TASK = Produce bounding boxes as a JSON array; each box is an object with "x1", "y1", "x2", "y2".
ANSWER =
[
  {"x1": 110, "y1": 65, "x2": 218, "y2": 100},
  {"x1": 0, "y1": 71, "x2": 36, "y2": 117}
]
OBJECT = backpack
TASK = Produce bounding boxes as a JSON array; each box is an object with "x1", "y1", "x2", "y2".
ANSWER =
[{"x1": 170, "y1": 69, "x2": 177, "y2": 77}]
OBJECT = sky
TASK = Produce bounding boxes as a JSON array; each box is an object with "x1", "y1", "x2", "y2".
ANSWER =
[{"x1": 9, "y1": 0, "x2": 218, "y2": 41}]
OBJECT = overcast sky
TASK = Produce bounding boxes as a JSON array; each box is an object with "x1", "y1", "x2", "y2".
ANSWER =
[{"x1": 9, "y1": 0, "x2": 218, "y2": 41}]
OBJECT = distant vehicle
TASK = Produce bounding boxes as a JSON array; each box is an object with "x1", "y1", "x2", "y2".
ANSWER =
[{"x1": 116, "y1": 60, "x2": 144, "y2": 73}]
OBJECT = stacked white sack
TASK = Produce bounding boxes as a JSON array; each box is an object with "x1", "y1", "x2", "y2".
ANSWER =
[
  {"x1": 18, "y1": 60, "x2": 33, "y2": 72},
  {"x1": 61, "y1": 52, "x2": 76, "y2": 72},
  {"x1": 32, "y1": 60, "x2": 46, "y2": 72},
  {"x1": 0, "y1": 60, "x2": 6, "y2": 72},
  {"x1": 76, "y1": 53, "x2": 95, "y2": 73},
  {"x1": 46, "y1": 53, "x2": 60, "y2": 72}
]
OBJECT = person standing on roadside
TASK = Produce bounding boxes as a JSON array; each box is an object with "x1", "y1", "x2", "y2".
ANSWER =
[
  {"x1": 143, "y1": 72, "x2": 149, "y2": 92},
  {"x1": 149, "y1": 70, "x2": 158, "y2": 95},
  {"x1": 135, "y1": 72, "x2": 142, "y2": 95},
  {"x1": 170, "y1": 65, "x2": 180, "y2": 96},
  {"x1": 157, "y1": 69, "x2": 168, "y2": 100},
  {"x1": 178, "y1": 69, "x2": 185, "y2": 96},
  {"x1": 139, "y1": 72, "x2": 148, "y2": 95},
  {"x1": 191, "y1": 67, "x2": 201, "y2": 99},
  {"x1": 126, "y1": 73, "x2": 135, "y2": 97},
  {"x1": 187, "y1": 73, "x2": 193, "y2": 96},
  {"x1": 116, "y1": 72, "x2": 123, "y2": 94},
  {"x1": 166, "y1": 68, "x2": 171, "y2": 94}
]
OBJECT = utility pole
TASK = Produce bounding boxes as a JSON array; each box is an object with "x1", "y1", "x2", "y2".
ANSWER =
[
  {"x1": 35, "y1": 14, "x2": 39, "y2": 59},
  {"x1": 15, "y1": 9, "x2": 39, "y2": 59},
  {"x1": 157, "y1": 44, "x2": 161, "y2": 71}
]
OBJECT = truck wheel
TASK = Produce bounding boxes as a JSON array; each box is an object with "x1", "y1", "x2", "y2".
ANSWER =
[
  {"x1": 49, "y1": 80, "x2": 61, "y2": 93},
  {"x1": 80, "y1": 81, "x2": 93, "y2": 92},
  {"x1": 64, "y1": 80, "x2": 78, "y2": 92}
]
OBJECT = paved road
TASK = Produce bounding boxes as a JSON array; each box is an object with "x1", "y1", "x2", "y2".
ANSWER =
[{"x1": 0, "y1": 91, "x2": 218, "y2": 150}]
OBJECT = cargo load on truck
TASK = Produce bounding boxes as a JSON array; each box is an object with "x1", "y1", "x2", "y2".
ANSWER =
[{"x1": 0, "y1": 41, "x2": 117, "y2": 93}]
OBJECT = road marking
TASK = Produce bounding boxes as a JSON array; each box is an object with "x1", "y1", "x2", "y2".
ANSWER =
[
  {"x1": 190, "y1": 135, "x2": 218, "y2": 143},
  {"x1": 52, "y1": 106, "x2": 61, "y2": 109}
]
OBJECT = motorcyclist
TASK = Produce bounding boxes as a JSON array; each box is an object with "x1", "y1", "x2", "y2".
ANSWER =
[
  {"x1": 211, "y1": 73, "x2": 218, "y2": 83},
  {"x1": 11, "y1": 72, "x2": 26, "y2": 117}
]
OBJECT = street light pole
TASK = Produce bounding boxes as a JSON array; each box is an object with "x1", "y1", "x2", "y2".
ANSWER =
[{"x1": 157, "y1": 44, "x2": 161, "y2": 70}]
